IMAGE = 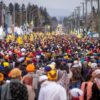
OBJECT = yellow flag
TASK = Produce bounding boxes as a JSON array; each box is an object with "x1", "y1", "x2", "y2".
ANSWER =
[
  {"x1": 40, "y1": 32, "x2": 43, "y2": 36},
  {"x1": 17, "y1": 36, "x2": 23, "y2": 44},
  {"x1": 6, "y1": 35, "x2": 10, "y2": 43},
  {"x1": 77, "y1": 34, "x2": 82, "y2": 39},
  {"x1": 30, "y1": 34, "x2": 33, "y2": 42},
  {"x1": 6, "y1": 34, "x2": 12, "y2": 42},
  {"x1": 11, "y1": 34, "x2": 15, "y2": 41},
  {"x1": 24, "y1": 34, "x2": 27, "y2": 41}
]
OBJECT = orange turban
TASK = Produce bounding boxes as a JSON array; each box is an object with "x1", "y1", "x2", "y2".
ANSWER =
[
  {"x1": 9, "y1": 68, "x2": 22, "y2": 78},
  {"x1": 26, "y1": 64, "x2": 35, "y2": 72}
]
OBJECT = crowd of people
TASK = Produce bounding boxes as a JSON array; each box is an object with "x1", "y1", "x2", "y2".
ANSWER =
[{"x1": 0, "y1": 32, "x2": 100, "y2": 100}]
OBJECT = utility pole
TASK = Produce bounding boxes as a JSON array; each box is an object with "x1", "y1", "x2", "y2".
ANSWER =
[
  {"x1": 13, "y1": 3, "x2": 15, "y2": 27},
  {"x1": 26, "y1": 7, "x2": 27, "y2": 24},
  {"x1": 75, "y1": 8, "x2": 79, "y2": 33},
  {"x1": 73, "y1": 12, "x2": 75, "y2": 31},
  {"x1": 74, "y1": 9, "x2": 77, "y2": 31},
  {"x1": 90, "y1": 0, "x2": 94, "y2": 28},
  {"x1": 20, "y1": 9, "x2": 22, "y2": 26},
  {"x1": 1, "y1": 0, "x2": 4, "y2": 27},
  {"x1": 81, "y1": 2, "x2": 85, "y2": 31},
  {"x1": 98, "y1": 0, "x2": 100, "y2": 11},
  {"x1": 90, "y1": 0, "x2": 93, "y2": 11},
  {"x1": 76, "y1": 6, "x2": 81, "y2": 33},
  {"x1": 97, "y1": 0, "x2": 100, "y2": 38},
  {"x1": 85, "y1": 0, "x2": 88, "y2": 32},
  {"x1": 81, "y1": 2, "x2": 85, "y2": 19}
]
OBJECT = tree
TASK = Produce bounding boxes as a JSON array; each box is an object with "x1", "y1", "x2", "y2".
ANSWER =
[
  {"x1": 32, "y1": 5, "x2": 41, "y2": 27},
  {"x1": 21, "y1": 4, "x2": 26, "y2": 12},
  {"x1": 21, "y1": 4, "x2": 26, "y2": 25},
  {"x1": 51, "y1": 17, "x2": 58, "y2": 31},
  {"x1": 15, "y1": 3, "x2": 20, "y2": 26},
  {"x1": 27, "y1": 3, "x2": 32, "y2": 23},
  {"x1": 15, "y1": 3, "x2": 20, "y2": 12},
  {"x1": 9, "y1": 3, "x2": 14, "y2": 14},
  {"x1": 41, "y1": 8, "x2": 51, "y2": 25}
]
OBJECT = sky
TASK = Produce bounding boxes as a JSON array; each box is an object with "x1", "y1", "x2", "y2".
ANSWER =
[{"x1": 5, "y1": 0, "x2": 98, "y2": 17}]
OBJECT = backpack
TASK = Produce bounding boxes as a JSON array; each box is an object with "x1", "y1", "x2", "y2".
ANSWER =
[
  {"x1": 23, "y1": 76, "x2": 33, "y2": 86},
  {"x1": 84, "y1": 83, "x2": 88, "y2": 100}
]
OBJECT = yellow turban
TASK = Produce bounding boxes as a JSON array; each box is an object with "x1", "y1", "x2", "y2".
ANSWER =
[
  {"x1": 25, "y1": 57, "x2": 31, "y2": 63},
  {"x1": 9, "y1": 68, "x2": 22, "y2": 78},
  {"x1": 47, "y1": 64, "x2": 55, "y2": 70},
  {"x1": 47, "y1": 70, "x2": 57, "y2": 81},
  {"x1": 64, "y1": 55, "x2": 69, "y2": 59},
  {"x1": 3, "y1": 62, "x2": 9, "y2": 67}
]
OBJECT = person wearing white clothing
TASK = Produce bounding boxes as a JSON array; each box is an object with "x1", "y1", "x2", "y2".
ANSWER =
[
  {"x1": 38, "y1": 81, "x2": 67, "y2": 100},
  {"x1": 38, "y1": 70, "x2": 67, "y2": 100}
]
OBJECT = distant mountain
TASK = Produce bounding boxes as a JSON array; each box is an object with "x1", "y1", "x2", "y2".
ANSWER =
[{"x1": 47, "y1": 8, "x2": 71, "y2": 17}]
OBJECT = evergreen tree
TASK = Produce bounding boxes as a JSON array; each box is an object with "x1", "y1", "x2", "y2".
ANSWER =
[{"x1": 9, "y1": 3, "x2": 14, "y2": 14}]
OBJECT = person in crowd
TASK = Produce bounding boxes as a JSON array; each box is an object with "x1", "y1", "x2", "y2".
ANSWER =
[
  {"x1": 0, "y1": 72, "x2": 5, "y2": 99},
  {"x1": 90, "y1": 69, "x2": 100, "y2": 100},
  {"x1": 80, "y1": 75, "x2": 93, "y2": 100},
  {"x1": 57, "y1": 62, "x2": 72, "y2": 100},
  {"x1": 1, "y1": 68, "x2": 28, "y2": 100},
  {"x1": 22, "y1": 76, "x2": 35, "y2": 100},
  {"x1": 0, "y1": 31, "x2": 99, "y2": 100},
  {"x1": 38, "y1": 70, "x2": 67, "y2": 100},
  {"x1": 70, "y1": 88, "x2": 83, "y2": 100},
  {"x1": 70, "y1": 63, "x2": 82, "y2": 89},
  {"x1": 22, "y1": 63, "x2": 39, "y2": 100}
]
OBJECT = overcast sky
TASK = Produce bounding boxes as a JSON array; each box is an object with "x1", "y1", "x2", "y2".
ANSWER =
[{"x1": 5, "y1": 0, "x2": 98, "y2": 17}]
